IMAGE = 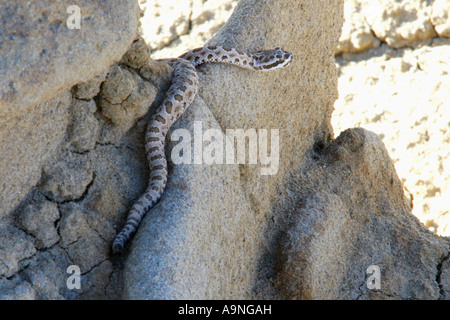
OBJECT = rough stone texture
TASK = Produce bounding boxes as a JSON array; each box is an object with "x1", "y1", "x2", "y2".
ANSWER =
[
  {"x1": 1, "y1": 0, "x2": 450, "y2": 301},
  {"x1": 15, "y1": 192, "x2": 60, "y2": 250},
  {"x1": 335, "y1": 0, "x2": 381, "y2": 54},
  {"x1": 0, "y1": 0, "x2": 139, "y2": 112},
  {"x1": 20, "y1": 250, "x2": 71, "y2": 300},
  {"x1": 0, "y1": 0, "x2": 140, "y2": 299},
  {"x1": 68, "y1": 99, "x2": 100, "y2": 153},
  {"x1": 255, "y1": 128, "x2": 449, "y2": 299},
  {"x1": 332, "y1": 0, "x2": 450, "y2": 238},
  {"x1": 431, "y1": 0, "x2": 450, "y2": 37},
  {"x1": 0, "y1": 224, "x2": 36, "y2": 278},
  {"x1": 72, "y1": 69, "x2": 108, "y2": 100},
  {"x1": 140, "y1": 0, "x2": 239, "y2": 58},
  {"x1": 363, "y1": 0, "x2": 437, "y2": 48},
  {"x1": 0, "y1": 0, "x2": 139, "y2": 215},
  {"x1": 334, "y1": 39, "x2": 450, "y2": 237},
  {"x1": 0, "y1": 90, "x2": 72, "y2": 215},
  {"x1": 39, "y1": 152, "x2": 94, "y2": 203},
  {"x1": 124, "y1": 98, "x2": 258, "y2": 299},
  {"x1": 440, "y1": 256, "x2": 450, "y2": 299},
  {"x1": 0, "y1": 277, "x2": 36, "y2": 300},
  {"x1": 97, "y1": 64, "x2": 158, "y2": 144},
  {"x1": 124, "y1": 0, "x2": 343, "y2": 299}
]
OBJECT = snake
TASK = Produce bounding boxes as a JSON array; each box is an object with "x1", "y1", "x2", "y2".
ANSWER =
[{"x1": 112, "y1": 45, "x2": 293, "y2": 254}]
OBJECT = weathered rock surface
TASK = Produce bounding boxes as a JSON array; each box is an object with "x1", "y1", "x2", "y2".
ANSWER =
[
  {"x1": 0, "y1": 0, "x2": 140, "y2": 299},
  {"x1": 16, "y1": 192, "x2": 60, "y2": 250},
  {"x1": 123, "y1": 0, "x2": 343, "y2": 299},
  {"x1": 140, "y1": 0, "x2": 239, "y2": 58},
  {"x1": 256, "y1": 128, "x2": 449, "y2": 299},
  {"x1": 0, "y1": 223, "x2": 36, "y2": 278},
  {"x1": 334, "y1": 39, "x2": 450, "y2": 237},
  {"x1": 124, "y1": 101, "x2": 258, "y2": 299},
  {"x1": 1, "y1": 0, "x2": 450, "y2": 300},
  {"x1": 0, "y1": 0, "x2": 139, "y2": 112},
  {"x1": 0, "y1": 0, "x2": 139, "y2": 215}
]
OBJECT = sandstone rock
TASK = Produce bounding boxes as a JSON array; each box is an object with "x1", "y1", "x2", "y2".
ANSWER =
[
  {"x1": 0, "y1": 90, "x2": 72, "y2": 215},
  {"x1": 336, "y1": 0, "x2": 450, "y2": 55},
  {"x1": 439, "y1": 256, "x2": 450, "y2": 299},
  {"x1": 16, "y1": 192, "x2": 60, "y2": 249},
  {"x1": 68, "y1": 98, "x2": 100, "y2": 153},
  {"x1": 336, "y1": 0, "x2": 380, "y2": 54},
  {"x1": 97, "y1": 65, "x2": 158, "y2": 144},
  {"x1": 255, "y1": 128, "x2": 449, "y2": 299},
  {"x1": 364, "y1": 0, "x2": 437, "y2": 48},
  {"x1": 72, "y1": 69, "x2": 108, "y2": 100},
  {"x1": 0, "y1": 0, "x2": 140, "y2": 216},
  {"x1": 0, "y1": 0, "x2": 139, "y2": 113},
  {"x1": 0, "y1": 277, "x2": 36, "y2": 300},
  {"x1": 140, "y1": 0, "x2": 239, "y2": 58},
  {"x1": 0, "y1": 0, "x2": 140, "y2": 300},
  {"x1": 58, "y1": 202, "x2": 109, "y2": 273},
  {"x1": 120, "y1": 36, "x2": 152, "y2": 69},
  {"x1": 333, "y1": 39, "x2": 450, "y2": 237},
  {"x1": 123, "y1": 98, "x2": 258, "y2": 299},
  {"x1": 123, "y1": 0, "x2": 344, "y2": 299},
  {"x1": 431, "y1": 0, "x2": 450, "y2": 38},
  {"x1": 39, "y1": 152, "x2": 94, "y2": 203},
  {"x1": 140, "y1": 0, "x2": 193, "y2": 51},
  {"x1": 21, "y1": 250, "x2": 68, "y2": 300},
  {"x1": 198, "y1": 0, "x2": 341, "y2": 236},
  {"x1": 0, "y1": 224, "x2": 36, "y2": 278}
]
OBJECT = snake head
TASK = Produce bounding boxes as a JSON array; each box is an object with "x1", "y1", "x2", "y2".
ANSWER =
[{"x1": 252, "y1": 47, "x2": 293, "y2": 71}]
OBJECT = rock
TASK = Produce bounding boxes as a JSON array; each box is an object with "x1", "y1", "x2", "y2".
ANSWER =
[
  {"x1": 335, "y1": 0, "x2": 380, "y2": 54},
  {"x1": 363, "y1": 0, "x2": 437, "y2": 48},
  {"x1": 439, "y1": 257, "x2": 450, "y2": 299},
  {"x1": 255, "y1": 128, "x2": 450, "y2": 299},
  {"x1": 140, "y1": 0, "x2": 193, "y2": 51},
  {"x1": 198, "y1": 0, "x2": 341, "y2": 237},
  {"x1": 16, "y1": 192, "x2": 60, "y2": 249},
  {"x1": 0, "y1": 0, "x2": 139, "y2": 112},
  {"x1": 39, "y1": 152, "x2": 94, "y2": 203},
  {"x1": 124, "y1": 99, "x2": 258, "y2": 299},
  {"x1": 123, "y1": 0, "x2": 344, "y2": 299},
  {"x1": 0, "y1": 0, "x2": 140, "y2": 216},
  {"x1": 20, "y1": 250, "x2": 69, "y2": 300},
  {"x1": 72, "y1": 69, "x2": 108, "y2": 100},
  {"x1": 0, "y1": 224, "x2": 36, "y2": 278},
  {"x1": 0, "y1": 277, "x2": 36, "y2": 300},
  {"x1": 58, "y1": 202, "x2": 110, "y2": 273},
  {"x1": 333, "y1": 38, "x2": 450, "y2": 237},
  {"x1": 336, "y1": 0, "x2": 450, "y2": 55},
  {"x1": 431, "y1": 0, "x2": 450, "y2": 38},
  {"x1": 100, "y1": 65, "x2": 136, "y2": 106},
  {"x1": 97, "y1": 65, "x2": 158, "y2": 144},
  {"x1": 0, "y1": 90, "x2": 72, "y2": 215},
  {"x1": 120, "y1": 36, "x2": 152, "y2": 69},
  {"x1": 68, "y1": 98, "x2": 100, "y2": 153},
  {"x1": 0, "y1": 0, "x2": 140, "y2": 300},
  {"x1": 140, "y1": 0, "x2": 239, "y2": 58}
]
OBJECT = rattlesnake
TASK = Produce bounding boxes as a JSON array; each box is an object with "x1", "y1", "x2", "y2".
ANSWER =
[{"x1": 112, "y1": 45, "x2": 293, "y2": 254}]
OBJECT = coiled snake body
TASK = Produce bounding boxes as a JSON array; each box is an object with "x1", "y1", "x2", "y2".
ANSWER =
[{"x1": 112, "y1": 46, "x2": 293, "y2": 254}]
